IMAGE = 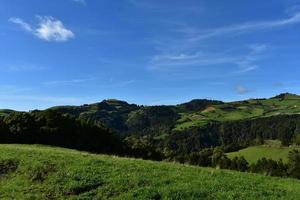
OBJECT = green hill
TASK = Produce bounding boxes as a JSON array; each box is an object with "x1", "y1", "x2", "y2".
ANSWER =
[
  {"x1": 1, "y1": 144, "x2": 300, "y2": 200},
  {"x1": 174, "y1": 93, "x2": 300, "y2": 130},
  {"x1": 227, "y1": 140, "x2": 300, "y2": 164},
  {"x1": 39, "y1": 93, "x2": 300, "y2": 155},
  {"x1": 2, "y1": 93, "x2": 300, "y2": 156},
  {"x1": 49, "y1": 93, "x2": 300, "y2": 133},
  {"x1": 0, "y1": 109, "x2": 15, "y2": 117}
]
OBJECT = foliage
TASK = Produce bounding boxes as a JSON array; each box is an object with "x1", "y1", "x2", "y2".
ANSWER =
[
  {"x1": 0, "y1": 110, "x2": 122, "y2": 154},
  {"x1": 46, "y1": 93, "x2": 300, "y2": 156},
  {"x1": 287, "y1": 150, "x2": 300, "y2": 179},
  {"x1": 293, "y1": 133, "x2": 300, "y2": 145},
  {"x1": 124, "y1": 136, "x2": 165, "y2": 160},
  {"x1": 250, "y1": 158, "x2": 288, "y2": 177}
]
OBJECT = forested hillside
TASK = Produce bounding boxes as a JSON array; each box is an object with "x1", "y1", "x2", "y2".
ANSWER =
[
  {"x1": 49, "y1": 93, "x2": 300, "y2": 153},
  {"x1": 0, "y1": 110, "x2": 122, "y2": 154},
  {"x1": 2, "y1": 93, "x2": 300, "y2": 179}
]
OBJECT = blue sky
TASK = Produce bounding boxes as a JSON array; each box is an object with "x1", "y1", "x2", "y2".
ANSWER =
[{"x1": 1, "y1": 0, "x2": 300, "y2": 110}]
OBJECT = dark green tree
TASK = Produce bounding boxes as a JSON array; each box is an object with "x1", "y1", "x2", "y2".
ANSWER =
[{"x1": 288, "y1": 150, "x2": 300, "y2": 179}]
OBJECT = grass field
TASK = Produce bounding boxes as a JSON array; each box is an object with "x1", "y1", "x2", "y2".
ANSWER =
[
  {"x1": 1, "y1": 145, "x2": 300, "y2": 199},
  {"x1": 227, "y1": 141, "x2": 300, "y2": 164},
  {"x1": 174, "y1": 94, "x2": 300, "y2": 130}
]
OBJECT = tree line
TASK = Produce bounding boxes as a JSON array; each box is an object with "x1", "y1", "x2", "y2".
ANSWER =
[
  {"x1": 0, "y1": 110, "x2": 164, "y2": 160},
  {"x1": 171, "y1": 147, "x2": 300, "y2": 180}
]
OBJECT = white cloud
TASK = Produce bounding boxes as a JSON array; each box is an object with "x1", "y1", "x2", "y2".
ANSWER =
[
  {"x1": 6, "y1": 64, "x2": 46, "y2": 71},
  {"x1": 188, "y1": 12, "x2": 300, "y2": 41},
  {"x1": 234, "y1": 44, "x2": 267, "y2": 73},
  {"x1": 235, "y1": 85, "x2": 251, "y2": 95},
  {"x1": 72, "y1": 0, "x2": 86, "y2": 5},
  {"x1": 149, "y1": 44, "x2": 267, "y2": 74},
  {"x1": 44, "y1": 78, "x2": 95, "y2": 87},
  {"x1": 9, "y1": 18, "x2": 32, "y2": 32},
  {"x1": 149, "y1": 52, "x2": 235, "y2": 69},
  {"x1": 9, "y1": 16, "x2": 74, "y2": 42},
  {"x1": 35, "y1": 16, "x2": 74, "y2": 41}
]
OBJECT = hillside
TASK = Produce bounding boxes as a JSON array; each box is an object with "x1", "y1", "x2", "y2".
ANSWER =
[
  {"x1": 50, "y1": 99, "x2": 139, "y2": 135},
  {"x1": 50, "y1": 93, "x2": 300, "y2": 133},
  {"x1": 0, "y1": 109, "x2": 15, "y2": 117},
  {"x1": 1, "y1": 144, "x2": 300, "y2": 200},
  {"x1": 47, "y1": 93, "x2": 300, "y2": 154},
  {"x1": 174, "y1": 93, "x2": 300, "y2": 130},
  {"x1": 227, "y1": 140, "x2": 300, "y2": 164}
]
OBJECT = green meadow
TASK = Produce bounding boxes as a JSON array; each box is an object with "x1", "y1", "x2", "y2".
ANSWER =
[
  {"x1": 227, "y1": 140, "x2": 300, "y2": 164},
  {"x1": 1, "y1": 144, "x2": 300, "y2": 200},
  {"x1": 174, "y1": 94, "x2": 300, "y2": 130}
]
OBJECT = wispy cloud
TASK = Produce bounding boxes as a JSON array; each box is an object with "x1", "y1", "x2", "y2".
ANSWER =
[
  {"x1": 234, "y1": 44, "x2": 267, "y2": 73},
  {"x1": 0, "y1": 85, "x2": 32, "y2": 94},
  {"x1": 108, "y1": 79, "x2": 136, "y2": 88},
  {"x1": 187, "y1": 12, "x2": 300, "y2": 41},
  {"x1": 71, "y1": 0, "x2": 86, "y2": 5},
  {"x1": 149, "y1": 44, "x2": 267, "y2": 74},
  {"x1": 8, "y1": 18, "x2": 32, "y2": 32},
  {"x1": 6, "y1": 64, "x2": 46, "y2": 72},
  {"x1": 145, "y1": 12, "x2": 296, "y2": 79},
  {"x1": 44, "y1": 78, "x2": 95, "y2": 87},
  {"x1": 9, "y1": 16, "x2": 74, "y2": 42},
  {"x1": 44, "y1": 77, "x2": 136, "y2": 89},
  {"x1": 235, "y1": 85, "x2": 252, "y2": 95},
  {"x1": 128, "y1": 0, "x2": 201, "y2": 13},
  {"x1": 0, "y1": 95, "x2": 80, "y2": 104}
]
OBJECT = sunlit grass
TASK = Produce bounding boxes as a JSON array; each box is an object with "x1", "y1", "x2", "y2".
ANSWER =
[{"x1": 1, "y1": 144, "x2": 300, "y2": 199}]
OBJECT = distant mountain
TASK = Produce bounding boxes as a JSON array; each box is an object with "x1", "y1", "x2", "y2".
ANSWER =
[
  {"x1": 271, "y1": 93, "x2": 300, "y2": 100},
  {"x1": 49, "y1": 99, "x2": 224, "y2": 136},
  {"x1": 50, "y1": 99, "x2": 139, "y2": 134},
  {"x1": 2, "y1": 93, "x2": 300, "y2": 157},
  {"x1": 48, "y1": 94, "x2": 300, "y2": 135}
]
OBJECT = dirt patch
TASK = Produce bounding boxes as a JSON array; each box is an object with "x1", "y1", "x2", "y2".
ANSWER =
[
  {"x1": 29, "y1": 162, "x2": 56, "y2": 182},
  {"x1": 201, "y1": 107, "x2": 216, "y2": 113},
  {"x1": 0, "y1": 159, "x2": 19, "y2": 176}
]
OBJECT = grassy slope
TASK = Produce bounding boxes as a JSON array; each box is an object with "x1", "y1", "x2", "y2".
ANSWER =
[
  {"x1": 227, "y1": 140, "x2": 300, "y2": 164},
  {"x1": 175, "y1": 94, "x2": 300, "y2": 130},
  {"x1": 1, "y1": 145, "x2": 300, "y2": 199},
  {"x1": 0, "y1": 109, "x2": 15, "y2": 117}
]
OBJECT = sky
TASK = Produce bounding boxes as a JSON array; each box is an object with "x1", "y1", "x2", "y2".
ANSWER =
[{"x1": 1, "y1": 0, "x2": 300, "y2": 110}]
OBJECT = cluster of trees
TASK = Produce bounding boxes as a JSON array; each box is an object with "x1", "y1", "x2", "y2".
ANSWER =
[
  {"x1": 165, "y1": 114, "x2": 300, "y2": 154},
  {"x1": 124, "y1": 136, "x2": 165, "y2": 160},
  {"x1": 170, "y1": 147, "x2": 300, "y2": 179},
  {"x1": 0, "y1": 110, "x2": 122, "y2": 154},
  {"x1": 0, "y1": 110, "x2": 166, "y2": 160},
  {"x1": 172, "y1": 148, "x2": 249, "y2": 172},
  {"x1": 126, "y1": 106, "x2": 179, "y2": 136},
  {"x1": 175, "y1": 99, "x2": 224, "y2": 112},
  {"x1": 51, "y1": 99, "x2": 139, "y2": 135}
]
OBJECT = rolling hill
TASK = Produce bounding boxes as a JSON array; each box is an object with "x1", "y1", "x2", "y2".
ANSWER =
[
  {"x1": 227, "y1": 140, "x2": 300, "y2": 164},
  {"x1": 0, "y1": 109, "x2": 15, "y2": 117},
  {"x1": 50, "y1": 93, "x2": 300, "y2": 133},
  {"x1": 46, "y1": 93, "x2": 300, "y2": 154},
  {"x1": 1, "y1": 144, "x2": 300, "y2": 200}
]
